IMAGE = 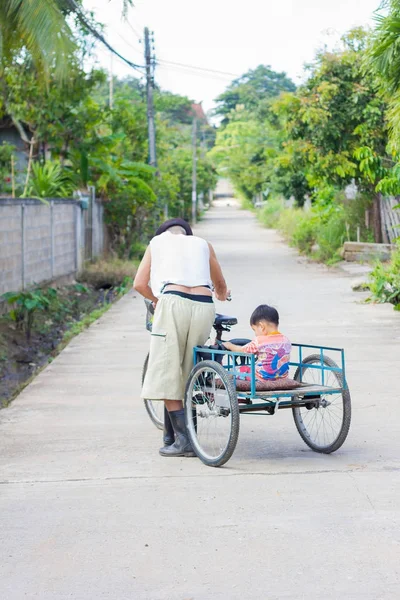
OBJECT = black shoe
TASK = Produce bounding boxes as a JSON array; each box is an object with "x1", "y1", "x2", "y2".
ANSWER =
[
  {"x1": 162, "y1": 406, "x2": 175, "y2": 447},
  {"x1": 159, "y1": 409, "x2": 196, "y2": 457}
]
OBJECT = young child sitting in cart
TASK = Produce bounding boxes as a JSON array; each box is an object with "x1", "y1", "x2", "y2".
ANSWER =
[{"x1": 223, "y1": 305, "x2": 291, "y2": 381}]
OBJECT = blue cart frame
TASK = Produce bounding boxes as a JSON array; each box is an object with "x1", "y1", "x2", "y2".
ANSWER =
[{"x1": 185, "y1": 342, "x2": 351, "y2": 466}]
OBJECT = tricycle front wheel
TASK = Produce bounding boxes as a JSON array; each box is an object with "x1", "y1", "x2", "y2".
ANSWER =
[
  {"x1": 293, "y1": 354, "x2": 351, "y2": 453},
  {"x1": 185, "y1": 360, "x2": 239, "y2": 467}
]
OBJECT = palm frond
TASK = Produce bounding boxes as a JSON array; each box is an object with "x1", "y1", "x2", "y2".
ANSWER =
[
  {"x1": 2, "y1": 0, "x2": 76, "y2": 80},
  {"x1": 369, "y1": 1, "x2": 400, "y2": 93}
]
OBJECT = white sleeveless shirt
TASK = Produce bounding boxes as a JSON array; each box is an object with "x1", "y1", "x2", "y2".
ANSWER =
[{"x1": 150, "y1": 232, "x2": 212, "y2": 297}]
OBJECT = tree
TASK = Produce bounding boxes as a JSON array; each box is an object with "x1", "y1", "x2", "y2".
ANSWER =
[
  {"x1": 368, "y1": 0, "x2": 400, "y2": 149},
  {"x1": 210, "y1": 107, "x2": 276, "y2": 200},
  {"x1": 215, "y1": 65, "x2": 296, "y2": 123},
  {"x1": 272, "y1": 28, "x2": 390, "y2": 211},
  {"x1": 0, "y1": 1, "x2": 135, "y2": 81},
  {"x1": 0, "y1": 0, "x2": 76, "y2": 80}
]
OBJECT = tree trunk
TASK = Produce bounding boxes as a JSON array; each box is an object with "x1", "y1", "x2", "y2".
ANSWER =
[{"x1": 22, "y1": 139, "x2": 35, "y2": 198}]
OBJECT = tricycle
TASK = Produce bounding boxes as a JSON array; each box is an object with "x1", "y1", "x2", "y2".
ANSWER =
[{"x1": 142, "y1": 302, "x2": 351, "y2": 468}]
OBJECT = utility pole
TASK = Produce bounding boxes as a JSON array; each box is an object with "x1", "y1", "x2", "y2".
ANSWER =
[
  {"x1": 144, "y1": 27, "x2": 157, "y2": 169},
  {"x1": 192, "y1": 117, "x2": 197, "y2": 225},
  {"x1": 144, "y1": 27, "x2": 167, "y2": 218}
]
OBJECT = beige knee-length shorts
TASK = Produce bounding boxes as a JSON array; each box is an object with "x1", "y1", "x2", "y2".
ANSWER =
[{"x1": 141, "y1": 293, "x2": 215, "y2": 401}]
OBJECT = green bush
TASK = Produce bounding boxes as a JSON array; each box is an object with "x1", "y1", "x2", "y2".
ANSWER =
[
  {"x1": 342, "y1": 192, "x2": 374, "y2": 243},
  {"x1": 368, "y1": 242, "x2": 400, "y2": 309},
  {"x1": 129, "y1": 242, "x2": 147, "y2": 261},
  {"x1": 277, "y1": 208, "x2": 302, "y2": 241},
  {"x1": 277, "y1": 208, "x2": 318, "y2": 254},
  {"x1": 292, "y1": 215, "x2": 318, "y2": 254},
  {"x1": 316, "y1": 209, "x2": 346, "y2": 263},
  {"x1": 27, "y1": 161, "x2": 75, "y2": 199},
  {"x1": 263, "y1": 194, "x2": 377, "y2": 264},
  {"x1": 257, "y1": 196, "x2": 284, "y2": 228},
  {"x1": 1, "y1": 288, "x2": 56, "y2": 341}
]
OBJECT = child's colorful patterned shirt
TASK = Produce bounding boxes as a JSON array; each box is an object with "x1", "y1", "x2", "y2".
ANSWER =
[{"x1": 241, "y1": 333, "x2": 291, "y2": 380}]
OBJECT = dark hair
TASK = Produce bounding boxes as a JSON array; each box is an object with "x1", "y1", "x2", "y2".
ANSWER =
[
  {"x1": 155, "y1": 218, "x2": 193, "y2": 237},
  {"x1": 250, "y1": 304, "x2": 279, "y2": 327}
]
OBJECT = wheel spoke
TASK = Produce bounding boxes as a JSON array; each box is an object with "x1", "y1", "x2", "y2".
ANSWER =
[
  {"x1": 185, "y1": 362, "x2": 239, "y2": 466},
  {"x1": 293, "y1": 355, "x2": 350, "y2": 452}
]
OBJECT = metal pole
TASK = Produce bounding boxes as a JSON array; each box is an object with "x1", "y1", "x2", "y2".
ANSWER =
[
  {"x1": 192, "y1": 117, "x2": 197, "y2": 225},
  {"x1": 144, "y1": 27, "x2": 167, "y2": 220}
]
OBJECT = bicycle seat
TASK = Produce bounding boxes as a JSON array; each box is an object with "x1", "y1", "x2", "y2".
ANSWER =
[{"x1": 214, "y1": 314, "x2": 238, "y2": 327}]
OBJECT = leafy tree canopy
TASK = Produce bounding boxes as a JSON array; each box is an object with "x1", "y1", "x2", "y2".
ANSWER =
[{"x1": 215, "y1": 65, "x2": 296, "y2": 123}]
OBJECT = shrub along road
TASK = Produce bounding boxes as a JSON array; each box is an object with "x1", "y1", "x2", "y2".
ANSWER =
[{"x1": 0, "y1": 202, "x2": 399, "y2": 599}]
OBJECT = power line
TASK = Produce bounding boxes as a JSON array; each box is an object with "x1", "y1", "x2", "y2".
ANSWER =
[
  {"x1": 157, "y1": 58, "x2": 239, "y2": 78},
  {"x1": 157, "y1": 62, "x2": 235, "y2": 82},
  {"x1": 111, "y1": 28, "x2": 143, "y2": 57},
  {"x1": 126, "y1": 20, "x2": 143, "y2": 41},
  {"x1": 65, "y1": 0, "x2": 145, "y2": 72},
  {"x1": 93, "y1": 41, "x2": 145, "y2": 79}
]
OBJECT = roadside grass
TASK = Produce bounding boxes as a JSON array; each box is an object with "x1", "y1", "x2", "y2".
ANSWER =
[
  {"x1": 256, "y1": 197, "x2": 284, "y2": 227},
  {"x1": 61, "y1": 305, "x2": 112, "y2": 344}
]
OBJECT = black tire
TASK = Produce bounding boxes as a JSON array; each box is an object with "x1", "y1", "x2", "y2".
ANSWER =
[
  {"x1": 142, "y1": 352, "x2": 164, "y2": 430},
  {"x1": 184, "y1": 360, "x2": 240, "y2": 467},
  {"x1": 293, "y1": 354, "x2": 351, "y2": 454}
]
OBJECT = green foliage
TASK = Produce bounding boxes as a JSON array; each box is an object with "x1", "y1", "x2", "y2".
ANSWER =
[
  {"x1": 316, "y1": 209, "x2": 346, "y2": 263},
  {"x1": 1, "y1": 287, "x2": 56, "y2": 341},
  {"x1": 114, "y1": 276, "x2": 134, "y2": 297},
  {"x1": 210, "y1": 107, "x2": 276, "y2": 200},
  {"x1": 256, "y1": 196, "x2": 284, "y2": 228},
  {"x1": 0, "y1": 141, "x2": 15, "y2": 195},
  {"x1": 291, "y1": 213, "x2": 318, "y2": 254},
  {"x1": 129, "y1": 242, "x2": 147, "y2": 261},
  {"x1": 0, "y1": 36, "x2": 216, "y2": 250},
  {"x1": 274, "y1": 28, "x2": 390, "y2": 200},
  {"x1": 368, "y1": 242, "x2": 400, "y2": 307},
  {"x1": 274, "y1": 201, "x2": 355, "y2": 263},
  {"x1": 62, "y1": 304, "x2": 111, "y2": 343},
  {"x1": 27, "y1": 160, "x2": 75, "y2": 198},
  {"x1": 215, "y1": 65, "x2": 296, "y2": 123},
  {"x1": 368, "y1": 1, "x2": 400, "y2": 148},
  {"x1": 0, "y1": 0, "x2": 76, "y2": 81},
  {"x1": 213, "y1": 26, "x2": 395, "y2": 248},
  {"x1": 277, "y1": 208, "x2": 304, "y2": 241}
]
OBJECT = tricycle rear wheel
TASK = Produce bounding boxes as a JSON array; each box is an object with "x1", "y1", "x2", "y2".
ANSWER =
[{"x1": 293, "y1": 354, "x2": 351, "y2": 453}]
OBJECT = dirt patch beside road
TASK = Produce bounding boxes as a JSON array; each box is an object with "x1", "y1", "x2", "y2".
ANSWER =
[{"x1": 0, "y1": 283, "x2": 121, "y2": 407}]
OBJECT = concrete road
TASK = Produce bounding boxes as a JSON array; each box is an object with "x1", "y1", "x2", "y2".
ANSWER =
[{"x1": 1, "y1": 202, "x2": 400, "y2": 600}]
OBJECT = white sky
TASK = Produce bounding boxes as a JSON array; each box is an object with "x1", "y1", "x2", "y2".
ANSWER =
[{"x1": 84, "y1": 0, "x2": 381, "y2": 114}]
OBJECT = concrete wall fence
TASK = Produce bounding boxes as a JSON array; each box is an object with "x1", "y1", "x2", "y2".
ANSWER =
[{"x1": 0, "y1": 197, "x2": 105, "y2": 296}]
